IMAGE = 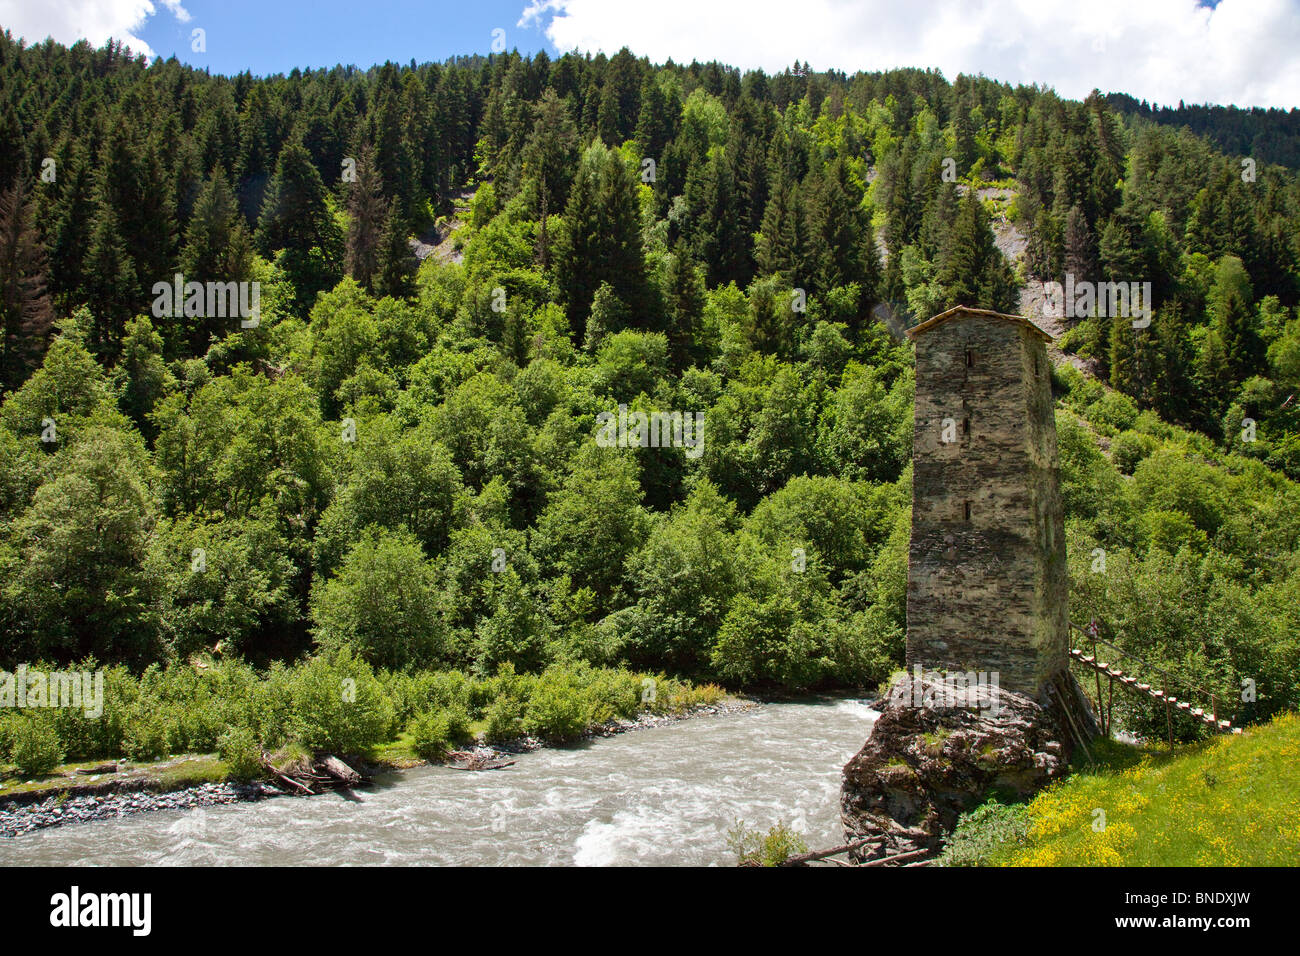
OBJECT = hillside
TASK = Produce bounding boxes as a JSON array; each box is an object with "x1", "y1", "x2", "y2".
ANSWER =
[{"x1": 0, "y1": 37, "x2": 1297, "y2": 780}]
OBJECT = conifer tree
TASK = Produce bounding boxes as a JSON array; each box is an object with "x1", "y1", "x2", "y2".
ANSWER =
[
  {"x1": 634, "y1": 74, "x2": 674, "y2": 163},
  {"x1": 82, "y1": 203, "x2": 138, "y2": 355},
  {"x1": 558, "y1": 141, "x2": 648, "y2": 339},
  {"x1": 663, "y1": 240, "x2": 706, "y2": 368},
  {"x1": 256, "y1": 140, "x2": 342, "y2": 314},
  {"x1": 0, "y1": 179, "x2": 55, "y2": 390},
  {"x1": 521, "y1": 89, "x2": 579, "y2": 267},
  {"x1": 1208, "y1": 254, "x2": 1261, "y2": 383},
  {"x1": 343, "y1": 146, "x2": 387, "y2": 292},
  {"x1": 810, "y1": 158, "x2": 876, "y2": 296},
  {"x1": 1063, "y1": 204, "x2": 1097, "y2": 285},
  {"x1": 374, "y1": 201, "x2": 415, "y2": 300}
]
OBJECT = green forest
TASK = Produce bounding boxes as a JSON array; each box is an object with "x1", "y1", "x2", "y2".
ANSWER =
[{"x1": 0, "y1": 35, "x2": 1297, "y2": 773}]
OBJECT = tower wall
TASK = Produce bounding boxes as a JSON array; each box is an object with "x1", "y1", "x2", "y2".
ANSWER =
[{"x1": 906, "y1": 310, "x2": 1068, "y2": 696}]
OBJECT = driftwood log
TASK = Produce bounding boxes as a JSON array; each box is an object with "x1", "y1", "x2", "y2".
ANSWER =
[
  {"x1": 319, "y1": 755, "x2": 362, "y2": 785},
  {"x1": 445, "y1": 751, "x2": 517, "y2": 771},
  {"x1": 260, "y1": 753, "x2": 366, "y2": 794},
  {"x1": 776, "y1": 839, "x2": 936, "y2": 868},
  {"x1": 778, "y1": 837, "x2": 881, "y2": 866}
]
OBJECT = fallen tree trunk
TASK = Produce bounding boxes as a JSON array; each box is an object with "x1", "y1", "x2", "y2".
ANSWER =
[
  {"x1": 319, "y1": 755, "x2": 362, "y2": 785},
  {"x1": 779, "y1": 837, "x2": 881, "y2": 866}
]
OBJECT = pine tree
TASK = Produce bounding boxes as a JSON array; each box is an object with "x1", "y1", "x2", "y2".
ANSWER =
[
  {"x1": 634, "y1": 74, "x2": 674, "y2": 162},
  {"x1": 521, "y1": 89, "x2": 579, "y2": 267},
  {"x1": 596, "y1": 48, "x2": 642, "y2": 146},
  {"x1": 47, "y1": 142, "x2": 95, "y2": 314},
  {"x1": 558, "y1": 141, "x2": 648, "y2": 339},
  {"x1": 343, "y1": 146, "x2": 387, "y2": 291},
  {"x1": 256, "y1": 141, "x2": 342, "y2": 316},
  {"x1": 1109, "y1": 307, "x2": 1138, "y2": 396},
  {"x1": 934, "y1": 192, "x2": 1014, "y2": 313},
  {"x1": 179, "y1": 168, "x2": 254, "y2": 352},
  {"x1": 256, "y1": 142, "x2": 333, "y2": 256},
  {"x1": 0, "y1": 179, "x2": 55, "y2": 390},
  {"x1": 374, "y1": 200, "x2": 415, "y2": 300},
  {"x1": 82, "y1": 203, "x2": 138, "y2": 356},
  {"x1": 663, "y1": 240, "x2": 705, "y2": 368},
  {"x1": 1208, "y1": 254, "x2": 1261, "y2": 382},
  {"x1": 182, "y1": 168, "x2": 253, "y2": 281},
  {"x1": 756, "y1": 171, "x2": 807, "y2": 284},
  {"x1": 1063, "y1": 204, "x2": 1097, "y2": 286},
  {"x1": 0, "y1": 104, "x2": 23, "y2": 193},
  {"x1": 689, "y1": 152, "x2": 748, "y2": 286},
  {"x1": 811, "y1": 158, "x2": 877, "y2": 300}
]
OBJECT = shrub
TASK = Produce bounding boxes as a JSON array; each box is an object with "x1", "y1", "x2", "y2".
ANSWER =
[
  {"x1": 582, "y1": 667, "x2": 644, "y2": 721},
  {"x1": 381, "y1": 669, "x2": 487, "y2": 726},
  {"x1": 11, "y1": 716, "x2": 65, "y2": 777},
  {"x1": 0, "y1": 714, "x2": 13, "y2": 761},
  {"x1": 663, "y1": 681, "x2": 727, "y2": 712},
  {"x1": 50, "y1": 662, "x2": 133, "y2": 760},
  {"x1": 727, "y1": 819, "x2": 808, "y2": 866},
  {"x1": 218, "y1": 726, "x2": 264, "y2": 781},
  {"x1": 1137, "y1": 509, "x2": 1208, "y2": 555},
  {"x1": 480, "y1": 662, "x2": 536, "y2": 743},
  {"x1": 442, "y1": 705, "x2": 472, "y2": 744},
  {"x1": 523, "y1": 672, "x2": 592, "y2": 742},
  {"x1": 124, "y1": 705, "x2": 174, "y2": 761},
  {"x1": 284, "y1": 649, "x2": 396, "y2": 754},
  {"x1": 483, "y1": 695, "x2": 525, "y2": 743},
  {"x1": 939, "y1": 800, "x2": 1031, "y2": 866},
  {"x1": 1110, "y1": 430, "x2": 1160, "y2": 475},
  {"x1": 408, "y1": 710, "x2": 459, "y2": 761},
  {"x1": 1086, "y1": 389, "x2": 1139, "y2": 434}
]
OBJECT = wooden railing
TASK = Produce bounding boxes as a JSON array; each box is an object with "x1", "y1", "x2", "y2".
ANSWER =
[{"x1": 1068, "y1": 622, "x2": 1240, "y2": 748}]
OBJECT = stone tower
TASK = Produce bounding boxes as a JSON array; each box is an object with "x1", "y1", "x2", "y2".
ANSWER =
[{"x1": 905, "y1": 305, "x2": 1067, "y2": 698}]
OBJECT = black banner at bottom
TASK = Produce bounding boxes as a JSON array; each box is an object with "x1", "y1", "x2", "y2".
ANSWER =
[{"x1": 0, "y1": 865, "x2": 1280, "y2": 943}]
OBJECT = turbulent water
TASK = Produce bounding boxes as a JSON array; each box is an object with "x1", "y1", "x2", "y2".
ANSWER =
[{"x1": 0, "y1": 699, "x2": 877, "y2": 867}]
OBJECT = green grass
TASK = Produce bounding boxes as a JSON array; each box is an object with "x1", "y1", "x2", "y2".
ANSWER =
[
  {"x1": 975, "y1": 713, "x2": 1300, "y2": 866},
  {"x1": 371, "y1": 731, "x2": 422, "y2": 767},
  {"x1": 0, "y1": 754, "x2": 228, "y2": 801}
]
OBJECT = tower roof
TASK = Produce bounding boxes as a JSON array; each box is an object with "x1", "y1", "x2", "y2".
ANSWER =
[{"x1": 906, "y1": 305, "x2": 1054, "y2": 342}]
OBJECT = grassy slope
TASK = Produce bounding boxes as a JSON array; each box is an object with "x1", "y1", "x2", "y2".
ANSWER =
[{"x1": 989, "y1": 713, "x2": 1300, "y2": 866}]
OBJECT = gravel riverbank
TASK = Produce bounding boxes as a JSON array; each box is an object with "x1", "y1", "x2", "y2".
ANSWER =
[{"x1": 0, "y1": 781, "x2": 279, "y2": 838}]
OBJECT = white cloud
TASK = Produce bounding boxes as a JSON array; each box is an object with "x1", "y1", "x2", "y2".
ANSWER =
[
  {"x1": 520, "y1": 0, "x2": 1300, "y2": 109},
  {"x1": 0, "y1": 0, "x2": 192, "y2": 59}
]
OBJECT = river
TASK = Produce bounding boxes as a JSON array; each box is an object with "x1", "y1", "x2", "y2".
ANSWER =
[{"x1": 0, "y1": 698, "x2": 877, "y2": 866}]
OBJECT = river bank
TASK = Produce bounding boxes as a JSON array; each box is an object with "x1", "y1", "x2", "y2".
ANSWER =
[
  {"x1": 1, "y1": 698, "x2": 876, "y2": 866},
  {"x1": 0, "y1": 698, "x2": 757, "y2": 839}
]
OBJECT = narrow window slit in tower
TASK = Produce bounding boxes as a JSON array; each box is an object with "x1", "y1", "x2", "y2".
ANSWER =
[
  {"x1": 965, "y1": 347, "x2": 974, "y2": 368},
  {"x1": 963, "y1": 501, "x2": 972, "y2": 521}
]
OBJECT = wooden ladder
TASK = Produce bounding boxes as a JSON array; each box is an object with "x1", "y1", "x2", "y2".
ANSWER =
[{"x1": 1068, "y1": 647, "x2": 1240, "y2": 735}]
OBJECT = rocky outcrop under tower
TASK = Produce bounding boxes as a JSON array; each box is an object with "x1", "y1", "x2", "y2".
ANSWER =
[{"x1": 840, "y1": 670, "x2": 1097, "y2": 862}]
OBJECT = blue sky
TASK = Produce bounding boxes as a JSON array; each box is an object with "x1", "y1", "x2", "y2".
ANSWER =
[
  {"x1": 134, "y1": 1, "x2": 553, "y2": 74},
  {"x1": 1, "y1": 0, "x2": 1296, "y2": 107}
]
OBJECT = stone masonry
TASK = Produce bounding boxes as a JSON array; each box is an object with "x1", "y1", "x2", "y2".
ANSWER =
[{"x1": 905, "y1": 306, "x2": 1068, "y2": 698}]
